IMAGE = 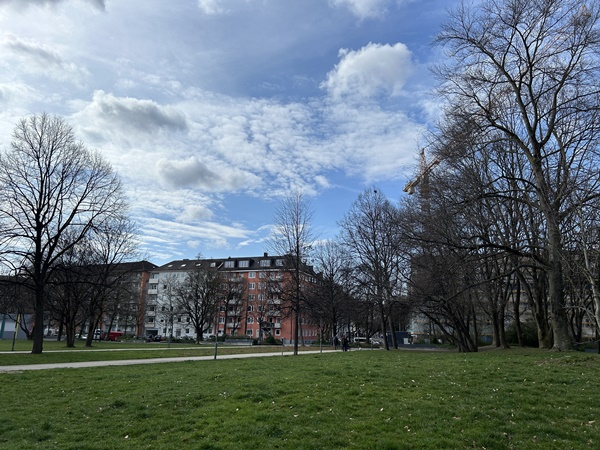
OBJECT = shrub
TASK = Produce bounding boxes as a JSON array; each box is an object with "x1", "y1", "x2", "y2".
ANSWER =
[{"x1": 505, "y1": 320, "x2": 539, "y2": 347}]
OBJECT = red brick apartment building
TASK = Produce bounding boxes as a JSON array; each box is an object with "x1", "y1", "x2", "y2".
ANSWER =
[{"x1": 144, "y1": 254, "x2": 320, "y2": 344}]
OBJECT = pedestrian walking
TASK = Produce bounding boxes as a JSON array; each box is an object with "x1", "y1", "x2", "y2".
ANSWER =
[{"x1": 341, "y1": 335, "x2": 349, "y2": 352}]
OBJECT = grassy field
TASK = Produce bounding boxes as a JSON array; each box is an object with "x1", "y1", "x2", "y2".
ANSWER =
[
  {"x1": 0, "y1": 339, "x2": 307, "y2": 365},
  {"x1": 1, "y1": 348, "x2": 599, "y2": 449}
]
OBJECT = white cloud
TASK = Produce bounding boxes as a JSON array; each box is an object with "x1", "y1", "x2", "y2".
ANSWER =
[
  {"x1": 1, "y1": 34, "x2": 90, "y2": 85},
  {"x1": 197, "y1": 0, "x2": 228, "y2": 15},
  {"x1": 322, "y1": 102, "x2": 424, "y2": 181},
  {"x1": 322, "y1": 42, "x2": 414, "y2": 100},
  {"x1": 74, "y1": 90, "x2": 187, "y2": 141},
  {"x1": 155, "y1": 155, "x2": 261, "y2": 192},
  {"x1": 0, "y1": 0, "x2": 105, "y2": 11},
  {"x1": 177, "y1": 204, "x2": 214, "y2": 222},
  {"x1": 329, "y1": 0, "x2": 388, "y2": 20}
]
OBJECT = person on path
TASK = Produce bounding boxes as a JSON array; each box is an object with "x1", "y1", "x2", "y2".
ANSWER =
[{"x1": 341, "y1": 335, "x2": 349, "y2": 352}]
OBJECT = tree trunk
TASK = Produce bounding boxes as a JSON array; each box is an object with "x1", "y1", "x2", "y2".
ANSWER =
[
  {"x1": 379, "y1": 300, "x2": 389, "y2": 350},
  {"x1": 547, "y1": 222, "x2": 572, "y2": 351},
  {"x1": 31, "y1": 283, "x2": 45, "y2": 354},
  {"x1": 513, "y1": 276, "x2": 524, "y2": 347}
]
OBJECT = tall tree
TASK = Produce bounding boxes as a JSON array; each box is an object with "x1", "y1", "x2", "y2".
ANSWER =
[
  {"x1": 269, "y1": 192, "x2": 315, "y2": 355},
  {"x1": 0, "y1": 114, "x2": 127, "y2": 353},
  {"x1": 339, "y1": 188, "x2": 405, "y2": 350},
  {"x1": 175, "y1": 259, "x2": 222, "y2": 344},
  {"x1": 308, "y1": 240, "x2": 354, "y2": 341},
  {"x1": 220, "y1": 271, "x2": 246, "y2": 336},
  {"x1": 435, "y1": 0, "x2": 600, "y2": 350}
]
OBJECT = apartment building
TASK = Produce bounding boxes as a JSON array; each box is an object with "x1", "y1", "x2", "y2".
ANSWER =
[
  {"x1": 144, "y1": 253, "x2": 320, "y2": 344},
  {"x1": 95, "y1": 260, "x2": 158, "y2": 337}
]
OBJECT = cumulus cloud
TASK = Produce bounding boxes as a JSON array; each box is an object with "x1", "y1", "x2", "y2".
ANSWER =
[
  {"x1": 322, "y1": 42, "x2": 414, "y2": 100},
  {"x1": 177, "y1": 204, "x2": 214, "y2": 222},
  {"x1": 75, "y1": 90, "x2": 187, "y2": 139},
  {"x1": 156, "y1": 155, "x2": 261, "y2": 192},
  {"x1": 157, "y1": 156, "x2": 220, "y2": 189},
  {"x1": 329, "y1": 0, "x2": 388, "y2": 20}
]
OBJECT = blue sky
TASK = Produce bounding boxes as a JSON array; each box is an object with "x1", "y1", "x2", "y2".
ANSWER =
[{"x1": 0, "y1": 0, "x2": 458, "y2": 265}]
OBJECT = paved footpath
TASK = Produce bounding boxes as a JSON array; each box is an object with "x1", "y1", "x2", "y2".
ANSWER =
[{"x1": 0, "y1": 349, "x2": 340, "y2": 373}]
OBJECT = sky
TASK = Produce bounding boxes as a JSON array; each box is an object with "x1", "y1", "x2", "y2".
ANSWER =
[{"x1": 0, "y1": 0, "x2": 458, "y2": 266}]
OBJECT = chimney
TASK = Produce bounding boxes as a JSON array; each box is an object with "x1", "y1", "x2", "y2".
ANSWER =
[{"x1": 264, "y1": 252, "x2": 268, "y2": 257}]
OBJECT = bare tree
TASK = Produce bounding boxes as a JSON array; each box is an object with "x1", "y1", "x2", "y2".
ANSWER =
[
  {"x1": 435, "y1": 0, "x2": 600, "y2": 350},
  {"x1": 269, "y1": 192, "x2": 316, "y2": 355},
  {"x1": 308, "y1": 240, "x2": 355, "y2": 342},
  {"x1": 157, "y1": 274, "x2": 181, "y2": 340},
  {"x1": 220, "y1": 271, "x2": 246, "y2": 336},
  {"x1": 0, "y1": 114, "x2": 127, "y2": 353},
  {"x1": 246, "y1": 270, "x2": 282, "y2": 341},
  {"x1": 175, "y1": 259, "x2": 222, "y2": 344},
  {"x1": 339, "y1": 188, "x2": 405, "y2": 350}
]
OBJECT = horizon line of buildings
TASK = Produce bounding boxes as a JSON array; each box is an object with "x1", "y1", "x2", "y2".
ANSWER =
[{"x1": 105, "y1": 253, "x2": 321, "y2": 344}]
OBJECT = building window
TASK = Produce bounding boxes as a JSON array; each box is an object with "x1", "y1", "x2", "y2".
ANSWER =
[
  {"x1": 178, "y1": 317, "x2": 182, "y2": 322},
  {"x1": 148, "y1": 318, "x2": 154, "y2": 323},
  {"x1": 247, "y1": 305, "x2": 254, "y2": 312},
  {"x1": 239, "y1": 260, "x2": 249, "y2": 268},
  {"x1": 248, "y1": 294, "x2": 255, "y2": 301},
  {"x1": 248, "y1": 282, "x2": 255, "y2": 290},
  {"x1": 163, "y1": 327, "x2": 167, "y2": 334},
  {"x1": 224, "y1": 260, "x2": 234, "y2": 268},
  {"x1": 149, "y1": 306, "x2": 155, "y2": 312},
  {"x1": 249, "y1": 271, "x2": 256, "y2": 278},
  {"x1": 247, "y1": 317, "x2": 254, "y2": 324},
  {"x1": 185, "y1": 329, "x2": 190, "y2": 334},
  {"x1": 247, "y1": 330, "x2": 253, "y2": 336},
  {"x1": 149, "y1": 283, "x2": 158, "y2": 290},
  {"x1": 275, "y1": 259, "x2": 284, "y2": 266},
  {"x1": 275, "y1": 329, "x2": 281, "y2": 336},
  {"x1": 219, "y1": 317, "x2": 225, "y2": 323},
  {"x1": 260, "y1": 259, "x2": 271, "y2": 267}
]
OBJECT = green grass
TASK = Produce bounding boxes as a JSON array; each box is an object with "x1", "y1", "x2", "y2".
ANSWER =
[
  {"x1": 0, "y1": 339, "x2": 305, "y2": 365},
  {"x1": 1, "y1": 349, "x2": 599, "y2": 449}
]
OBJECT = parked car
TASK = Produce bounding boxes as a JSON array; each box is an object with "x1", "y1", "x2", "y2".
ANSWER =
[{"x1": 104, "y1": 331, "x2": 124, "y2": 341}]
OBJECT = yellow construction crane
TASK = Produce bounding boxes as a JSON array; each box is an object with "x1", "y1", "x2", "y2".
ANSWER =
[{"x1": 403, "y1": 148, "x2": 440, "y2": 195}]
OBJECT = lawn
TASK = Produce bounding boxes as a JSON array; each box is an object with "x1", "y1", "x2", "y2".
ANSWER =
[
  {"x1": 0, "y1": 339, "x2": 305, "y2": 365},
  {"x1": 0, "y1": 348, "x2": 598, "y2": 449}
]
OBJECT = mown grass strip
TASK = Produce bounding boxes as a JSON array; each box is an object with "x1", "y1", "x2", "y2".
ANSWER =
[
  {"x1": 0, "y1": 340, "x2": 309, "y2": 365},
  {"x1": 0, "y1": 349, "x2": 599, "y2": 449}
]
